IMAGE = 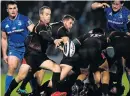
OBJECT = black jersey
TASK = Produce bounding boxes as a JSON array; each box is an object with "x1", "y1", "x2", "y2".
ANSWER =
[
  {"x1": 50, "y1": 21, "x2": 70, "y2": 39},
  {"x1": 25, "y1": 21, "x2": 54, "y2": 54},
  {"x1": 109, "y1": 32, "x2": 130, "y2": 58},
  {"x1": 74, "y1": 33, "x2": 107, "y2": 51}
]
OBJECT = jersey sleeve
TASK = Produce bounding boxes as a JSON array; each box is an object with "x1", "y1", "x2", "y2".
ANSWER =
[
  {"x1": 125, "y1": 11, "x2": 130, "y2": 32},
  {"x1": 57, "y1": 27, "x2": 68, "y2": 38},
  {"x1": 77, "y1": 33, "x2": 90, "y2": 44},
  {"x1": 24, "y1": 16, "x2": 33, "y2": 27},
  {"x1": 104, "y1": 7, "x2": 109, "y2": 13},
  {"x1": 1, "y1": 21, "x2": 6, "y2": 32}
]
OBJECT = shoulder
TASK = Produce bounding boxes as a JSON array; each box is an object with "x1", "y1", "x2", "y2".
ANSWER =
[
  {"x1": 1, "y1": 17, "x2": 9, "y2": 29},
  {"x1": 122, "y1": 7, "x2": 130, "y2": 15},
  {"x1": 18, "y1": 13, "x2": 29, "y2": 20},
  {"x1": 104, "y1": 7, "x2": 111, "y2": 13},
  {"x1": 50, "y1": 21, "x2": 63, "y2": 28},
  {"x1": 1, "y1": 17, "x2": 9, "y2": 25}
]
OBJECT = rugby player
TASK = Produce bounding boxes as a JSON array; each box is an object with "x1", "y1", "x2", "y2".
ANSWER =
[
  {"x1": 4, "y1": 6, "x2": 65, "y2": 96},
  {"x1": 1, "y1": 1, "x2": 34, "y2": 92}
]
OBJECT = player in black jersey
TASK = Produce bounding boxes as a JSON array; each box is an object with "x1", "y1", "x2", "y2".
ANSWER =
[
  {"x1": 108, "y1": 31, "x2": 130, "y2": 96},
  {"x1": 43, "y1": 28, "x2": 109, "y2": 96},
  {"x1": 4, "y1": 6, "x2": 66, "y2": 96},
  {"x1": 15, "y1": 14, "x2": 75, "y2": 96}
]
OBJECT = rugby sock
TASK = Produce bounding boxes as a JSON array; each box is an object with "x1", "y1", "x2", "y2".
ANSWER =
[
  {"x1": 39, "y1": 80, "x2": 50, "y2": 92},
  {"x1": 101, "y1": 84, "x2": 109, "y2": 95},
  {"x1": 52, "y1": 72, "x2": 60, "y2": 92},
  {"x1": 20, "y1": 72, "x2": 34, "y2": 90},
  {"x1": 5, "y1": 79, "x2": 18, "y2": 96},
  {"x1": 5, "y1": 75, "x2": 13, "y2": 92}
]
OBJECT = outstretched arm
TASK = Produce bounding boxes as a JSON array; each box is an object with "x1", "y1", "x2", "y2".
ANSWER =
[{"x1": 91, "y1": 2, "x2": 110, "y2": 10}]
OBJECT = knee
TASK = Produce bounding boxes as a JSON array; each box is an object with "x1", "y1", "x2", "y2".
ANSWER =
[
  {"x1": 46, "y1": 60, "x2": 61, "y2": 72},
  {"x1": 8, "y1": 65, "x2": 17, "y2": 75},
  {"x1": 16, "y1": 74, "x2": 26, "y2": 83},
  {"x1": 94, "y1": 72, "x2": 101, "y2": 84}
]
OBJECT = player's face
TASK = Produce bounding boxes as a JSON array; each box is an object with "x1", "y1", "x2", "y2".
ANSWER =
[
  {"x1": 112, "y1": 1, "x2": 123, "y2": 12},
  {"x1": 41, "y1": 9, "x2": 51, "y2": 24},
  {"x1": 64, "y1": 19, "x2": 74, "y2": 31},
  {"x1": 7, "y1": 4, "x2": 18, "y2": 17}
]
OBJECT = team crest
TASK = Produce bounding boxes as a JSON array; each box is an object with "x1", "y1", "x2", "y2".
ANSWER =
[{"x1": 18, "y1": 21, "x2": 22, "y2": 26}]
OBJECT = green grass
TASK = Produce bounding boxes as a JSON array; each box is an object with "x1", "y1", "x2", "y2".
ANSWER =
[
  {"x1": 1, "y1": 72, "x2": 129, "y2": 96},
  {"x1": 1, "y1": 71, "x2": 52, "y2": 96}
]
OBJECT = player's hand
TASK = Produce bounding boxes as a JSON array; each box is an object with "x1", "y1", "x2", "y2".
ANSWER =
[
  {"x1": 3, "y1": 55, "x2": 8, "y2": 64},
  {"x1": 101, "y1": 3, "x2": 110, "y2": 8},
  {"x1": 126, "y1": 32, "x2": 130, "y2": 36},
  {"x1": 54, "y1": 39, "x2": 63, "y2": 48}
]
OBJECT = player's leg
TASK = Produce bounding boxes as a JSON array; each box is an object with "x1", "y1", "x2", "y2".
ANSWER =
[
  {"x1": 71, "y1": 73, "x2": 87, "y2": 96},
  {"x1": 101, "y1": 71, "x2": 109, "y2": 95},
  {"x1": 5, "y1": 64, "x2": 30, "y2": 96},
  {"x1": 35, "y1": 69, "x2": 45, "y2": 85},
  {"x1": 17, "y1": 71, "x2": 35, "y2": 95},
  {"x1": 99, "y1": 59, "x2": 109, "y2": 96},
  {"x1": 60, "y1": 64, "x2": 73, "y2": 81},
  {"x1": 40, "y1": 60, "x2": 60, "y2": 91},
  {"x1": 5, "y1": 49, "x2": 23, "y2": 92}
]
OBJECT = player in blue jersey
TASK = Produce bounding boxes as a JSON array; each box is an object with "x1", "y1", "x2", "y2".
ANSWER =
[
  {"x1": 91, "y1": 0, "x2": 130, "y2": 34},
  {"x1": 1, "y1": 1, "x2": 34, "y2": 92}
]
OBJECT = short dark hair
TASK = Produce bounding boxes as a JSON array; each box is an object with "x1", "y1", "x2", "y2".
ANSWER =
[
  {"x1": 111, "y1": 0, "x2": 125, "y2": 4},
  {"x1": 6, "y1": 1, "x2": 17, "y2": 8},
  {"x1": 62, "y1": 14, "x2": 75, "y2": 21},
  {"x1": 39, "y1": 6, "x2": 51, "y2": 15}
]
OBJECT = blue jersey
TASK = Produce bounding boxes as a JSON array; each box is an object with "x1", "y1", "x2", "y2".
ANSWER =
[
  {"x1": 1, "y1": 13, "x2": 33, "y2": 52},
  {"x1": 104, "y1": 6, "x2": 130, "y2": 33}
]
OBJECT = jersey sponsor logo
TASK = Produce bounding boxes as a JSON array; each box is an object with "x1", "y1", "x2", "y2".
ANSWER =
[
  {"x1": 90, "y1": 34, "x2": 102, "y2": 37},
  {"x1": 5, "y1": 24, "x2": 9, "y2": 28},
  {"x1": 12, "y1": 27, "x2": 16, "y2": 30},
  {"x1": 108, "y1": 20, "x2": 123, "y2": 25},
  {"x1": 8, "y1": 29, "x2": 24, "y2": 34}
]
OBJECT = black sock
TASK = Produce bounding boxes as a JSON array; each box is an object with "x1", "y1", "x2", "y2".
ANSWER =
[
  {"x1": 39, "y1": 80, "x2": 50, "y2": 92},
  {"x1": 5, "y1": 79, "x2": 18, "y2": 96},
  {"x1": 20, "y1": 72, "x2": 34, "y2": 90},
  {"x1": 101, "y1": 84, "x2": 109, "y2": 95},
  {"x1": 75, "y1": 80, "x2": 84, "y2": 91},
  {"x1": 52, "y1": 72, "x2": 60, "y2": 92}
]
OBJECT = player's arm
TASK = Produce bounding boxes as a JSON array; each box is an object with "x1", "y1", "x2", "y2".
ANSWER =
[
  {"x1": 72, "y1": 33, "x2": 90, "y2": 48},
  {"x1": 1, "y1": 31, "x2": 8, "y2": 63},
  {"x1": 126, "y1": 13, "x2": 130, "y2": 36},
  {"x1": 25, "y1": 17, "x2": 35, "y2": 32},
  {"x1": 126, "y1": 22, "x2": 130, "y2": 35},
  {"x1": 54, "y1": 28, "x2": 69, "y2": 47},
  {"x1": 91, "y1": 2, "x2": 110, "y2": 10},
  {"x1": 27, "y1": 23, "x2": 35, "y2": 32}
]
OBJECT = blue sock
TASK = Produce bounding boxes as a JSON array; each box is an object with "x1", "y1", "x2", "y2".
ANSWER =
[{"x1": 5, "y1": 75, "x2": 13, "y2": 92}]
